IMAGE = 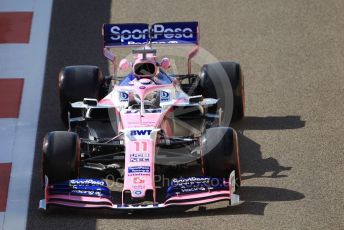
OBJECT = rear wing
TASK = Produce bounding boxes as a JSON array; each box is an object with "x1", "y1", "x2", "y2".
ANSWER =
[
  {"x1": 102, "y1": 22, "x2": 199, "y2": 47},
  {"x1": 102, "y1": 22, "x2": 199, "y2": 74}
]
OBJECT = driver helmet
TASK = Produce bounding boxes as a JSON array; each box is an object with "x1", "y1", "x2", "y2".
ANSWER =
[{"x1": 133, "y1": 47, "x2": 158, "y2": 79}]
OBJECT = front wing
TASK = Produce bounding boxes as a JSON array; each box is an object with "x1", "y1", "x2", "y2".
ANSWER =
[{"x1": 39, "y1": 171, "x2": 241, "y2": 210}]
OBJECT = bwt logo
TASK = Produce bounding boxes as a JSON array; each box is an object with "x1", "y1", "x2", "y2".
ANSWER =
[
  {"x1": 110, "y1": 24, "x2": 193, "y2": 41},
  {"x1": 130, "y1": 130, "x2": 152, "y2": 136}
]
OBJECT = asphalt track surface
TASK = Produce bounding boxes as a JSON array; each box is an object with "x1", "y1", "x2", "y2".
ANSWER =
[{"x1": 27, "y1": 0, "x2": 344, "y2": 229}]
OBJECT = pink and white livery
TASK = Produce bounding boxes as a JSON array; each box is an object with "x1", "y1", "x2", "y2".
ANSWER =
[{"x1": 39, "y1": 21, "x2": 245, "y2": 210}]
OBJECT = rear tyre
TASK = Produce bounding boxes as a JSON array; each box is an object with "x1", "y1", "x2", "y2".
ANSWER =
[
  {"x1": 59, "y1": 65, "x2": 104, "y2": 126},
  {"x1": 201, "y1": 127, "x2": 241, "y2": 187},
  {"x1": 200, "y1": 62, "x2": 244, "y2": 124},
  {"x1": 42, "y1": 131, "x2": 80, "y2": 184}
]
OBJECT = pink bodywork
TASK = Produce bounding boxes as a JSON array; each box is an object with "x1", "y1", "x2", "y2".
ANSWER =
[
  {"x1": 42, "y1": 63, "x2": 240, "y2": 209},
  {"x1": 99, "y1": 80, "x2": 179, "y2": 204}
]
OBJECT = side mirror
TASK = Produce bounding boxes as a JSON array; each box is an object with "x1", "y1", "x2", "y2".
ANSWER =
[
  {"x1": 160, "y1": 57, "x2": 171, "y2": 70},
  {"x1": 119, "y1": 58, "x2": 131, "y2": 71},
  {"x1": 83, "y1": 98, "x2": 98, "y2": 106}
]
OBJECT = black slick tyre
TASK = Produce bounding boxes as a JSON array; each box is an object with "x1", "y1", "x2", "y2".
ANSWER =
[
  {"x1": 42, "y1": 131, "x2": 80, "y2": 184},
  {"x1": 201, "y1": 127, "x2": 241, "y2": 187}
]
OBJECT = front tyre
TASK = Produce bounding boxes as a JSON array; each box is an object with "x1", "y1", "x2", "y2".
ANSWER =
[
  {"x1": 42, "y1": 131, "x2": 80, "y2": 184},
  {"x1": 201, "y1": 127, "x2": 241, "y2": 187}
]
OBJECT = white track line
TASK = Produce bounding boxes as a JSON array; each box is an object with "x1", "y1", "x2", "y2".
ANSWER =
[
  {"x1": 0, "y1": 213, "x2": 3, "y2": 230},
  {"x1": 0, "y1": 45, "x2": 31, "y2": 78},
  {"x1": 0, "y1": 0, "x2": 34, "y2": 11},
  {"x1": 0, "y1": 119, "x2": 16, "y2": 163},
  {"x1": 2, "y1": 0, "x2": 53, "y2": 229}
]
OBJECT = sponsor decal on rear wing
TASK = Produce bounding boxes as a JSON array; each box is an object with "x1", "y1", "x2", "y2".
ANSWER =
[{"x1": 103, "y1": 22, "x2": 199, "y2": 47}]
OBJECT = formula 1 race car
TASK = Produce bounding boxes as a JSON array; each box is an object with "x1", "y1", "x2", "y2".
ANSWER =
[{"x1": 39, "y1": 22, "x2": 245, "y2": 210}]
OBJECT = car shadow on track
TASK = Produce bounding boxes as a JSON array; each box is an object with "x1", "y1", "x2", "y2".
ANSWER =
[
  {"x1": 234, "y1": 115, "x2": 306, "y2": 131},
  {"x1": 232, "y1": 115, "x2": 305, "y2": 180}
]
